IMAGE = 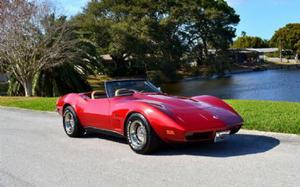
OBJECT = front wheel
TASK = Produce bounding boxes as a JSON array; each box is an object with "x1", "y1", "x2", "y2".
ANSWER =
[
  {"x1": 126, "y1": 113, "x2": 161, "y2": 154},
  {"x1": 63, "y1": 106, "x2": 85, "y2": 137}
]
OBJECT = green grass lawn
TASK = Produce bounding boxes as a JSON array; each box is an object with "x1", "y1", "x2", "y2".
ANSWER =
[
  {"x1": 0, "y1": 97, "x2": 299, "y2": 135},
  {"x1": 0, "y1": 97, "x2": 57, "y2": 111},
  {"x1": 226, "y1": 100, "x2": 300, "y2": 135}
]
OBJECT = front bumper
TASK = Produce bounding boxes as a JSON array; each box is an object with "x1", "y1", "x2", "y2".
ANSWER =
[
  {"x1": 160, "y1": 124, "x2": 242, "y2": 143},
  {"x1": 214, "y1": 130, "x2": 231, "y2": 142}
]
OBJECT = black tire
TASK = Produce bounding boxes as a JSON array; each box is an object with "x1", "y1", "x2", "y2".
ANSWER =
[
  {"x1": 126, "y1": 113, "x2": 161, "y2": 154},
  {"x1": 63, "y1": 106, "x2": 85, "y2": 137}
]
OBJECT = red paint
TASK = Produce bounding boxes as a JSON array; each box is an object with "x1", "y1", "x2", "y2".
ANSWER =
[{"x1": 57, "y1": 91, "x2": 243, "y2": 143}]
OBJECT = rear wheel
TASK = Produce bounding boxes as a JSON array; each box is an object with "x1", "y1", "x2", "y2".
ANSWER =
[
  {"x1": 63, "y1": 106, "x2": 85, "y2": 137},
  {"x1": 126, "y1": 113, "x2": 160, "y2": 154}
]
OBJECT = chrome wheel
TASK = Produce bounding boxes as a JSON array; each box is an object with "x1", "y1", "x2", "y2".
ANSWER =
[
  {"x1": 126, "y1": 113, "x2": 161, "y2": 154},
  {"x1": 128, "y1": 120, "x2": 147, "y2": 150},
  {"x1": 64, "y1": 112, "x2": 75, "y2": 135}
]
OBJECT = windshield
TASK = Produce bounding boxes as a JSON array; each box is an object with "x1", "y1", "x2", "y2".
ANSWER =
[{"x1": 105, "y1": 80, "x2": 160, "y2": 97}]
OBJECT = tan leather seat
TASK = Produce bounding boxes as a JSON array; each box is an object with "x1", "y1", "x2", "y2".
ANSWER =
[
  {"x1": 91, "y1": 91, "x2": 106, "y2": 99},
  {"x1": 114, "y1": 89, "x2": 135, "y2": 96}
]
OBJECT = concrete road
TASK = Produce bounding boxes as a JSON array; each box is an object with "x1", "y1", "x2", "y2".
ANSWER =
[{"x1": 1, "y1": 107, "x2": 300, "y2": 187}]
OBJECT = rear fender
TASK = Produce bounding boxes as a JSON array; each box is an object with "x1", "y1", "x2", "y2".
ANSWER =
[{"x1": 56, "y1": 93, "x2": 86, "y2": 115}]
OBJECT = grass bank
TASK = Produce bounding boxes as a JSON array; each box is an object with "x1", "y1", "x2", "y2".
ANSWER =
[
  {"x1": 0, "y1": 97, "x2": 57, "y2": 111},
  {"x1": 226, "y1": 100, "x2": 300, "y2": 135},
  {"x1": 0, "y1": 97, "x2": 299, "y2": 135}
]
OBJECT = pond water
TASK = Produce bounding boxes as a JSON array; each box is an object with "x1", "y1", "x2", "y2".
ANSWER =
[{"x1": 162, "y1": 69, "x2": 300, "y2": 102}]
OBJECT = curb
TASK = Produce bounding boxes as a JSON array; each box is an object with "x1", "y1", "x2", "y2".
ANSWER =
[
  {"x1": 0, "y1": 106, "x2": 57, "y2": 114},
  {"x1": 0, "y1": 105, "x2": 299, "y2": 138},
  {"x1": 240, "y1": 129, "x2": 300, "y2": 138}
]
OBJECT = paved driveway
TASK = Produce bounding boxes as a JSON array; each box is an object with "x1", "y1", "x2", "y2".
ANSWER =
[{"x1": 1, "y1": 107, "x2": 300, "y2": 186}]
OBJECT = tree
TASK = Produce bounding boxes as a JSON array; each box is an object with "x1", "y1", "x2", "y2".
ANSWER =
[
  {"x1": 6, "y1": 15, "x2": 101, "y2": 97},
  {"x1": 270, "y1": 23, "x2": 300, "y2": 53},
  {"x1": 241, "y1": 31, "x2": 246, "y2": 37},
  {"x1": 74, "y1": 0, "x2": 239, "y2": 76},
  {"x1": 231, "y1": 34, "x2": 269, "y2": 48},
  {"x1": 295, "y1": 40, "x2": 300, "y2": 55},
  {"x1": 172, "y1": 0, "x2": 240, "y2": 66},
  {"x1": 74, "y1": 1, "x2": 150, "y2": 76},
  {"x1": 74, "y1": 0, "x2": 186, "y2": 76},
  {"x1": 0, "y1": 0, "x2": 80, "y2": 96}
]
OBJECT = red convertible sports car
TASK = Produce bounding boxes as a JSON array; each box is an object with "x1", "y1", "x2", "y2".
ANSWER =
[{"x1": 56, "y1": 79, "x2": 243, "y2": 154}]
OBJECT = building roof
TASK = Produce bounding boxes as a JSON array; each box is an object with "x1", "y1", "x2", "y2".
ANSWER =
[
  {"x1": 101, "y1": 54, "x2": 113, "y2": 61},
  {"x1": 208, "y1": 48, "x2": 279, "y2": 54},
  {"x1": 245, "y1": 48, "x2": 279, "y2": 53}
]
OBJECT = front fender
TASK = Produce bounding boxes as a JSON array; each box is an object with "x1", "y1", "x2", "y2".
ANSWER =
[
  {"x1": 111, "y1": 101, "x2": 184, "y2": 142},
  {"x1": 192, "y1": 95, "x2": 239, "y2": 115}
]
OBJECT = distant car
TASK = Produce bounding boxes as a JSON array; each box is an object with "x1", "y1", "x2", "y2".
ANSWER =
[{"x1": 56, "y1": 79, "x2": 243, "y2": 154}]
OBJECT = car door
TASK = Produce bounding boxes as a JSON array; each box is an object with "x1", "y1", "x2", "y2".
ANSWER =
[{"x1": 80, "y1": 98, "x2": 111, "y2": 130}]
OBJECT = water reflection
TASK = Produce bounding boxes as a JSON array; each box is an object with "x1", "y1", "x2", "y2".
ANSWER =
[{"x1": 162, "y1": 69, "x2": 300, "y2": 102}]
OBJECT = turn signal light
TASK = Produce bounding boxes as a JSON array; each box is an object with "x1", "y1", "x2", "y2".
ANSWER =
[{"x1": 166, "y1": 130, "x2": 175, "y2": 135}]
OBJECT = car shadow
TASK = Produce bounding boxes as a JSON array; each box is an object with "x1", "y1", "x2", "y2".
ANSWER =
[
  {"x1": 153, "y1": 134, "x2": 280, "y2": 157},
  {"x1": 82, "y1": 132, "x2": 280, "y2": 157},
  {"x1": 83, "y1": 132, "x2": 127, "y2": 144}
]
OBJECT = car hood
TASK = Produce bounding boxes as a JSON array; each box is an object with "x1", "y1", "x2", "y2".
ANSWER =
[
  {"x1": 134, "y1": 93, "x2": 243, "y2": 130},
  {"x1": 135, "y1": 93, "x2": 210, "y2": 108}
]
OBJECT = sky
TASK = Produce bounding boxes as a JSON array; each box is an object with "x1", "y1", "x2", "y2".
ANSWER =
[
  {"x1": 52, "y1": 0, "x2": 89, "y2": 16},
  {"x1": 226, "y1": 0, "x2": 300, "y2": 39},
  {"x1": 55, "y1": 0, "x2": 300, "y2": 40}
]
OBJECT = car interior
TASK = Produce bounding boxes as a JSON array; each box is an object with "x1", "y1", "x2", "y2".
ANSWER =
[
  {"x1": 91, "y1": 91, "x2": 107, "y2": 99},
  {"x1": 114, "y1": 88, "x2": 135, "y2": 97},
  {"x1": 79, "y1": 91, "x2": 107, "y2": 100},
  {"x1": 78, "y1": 80, "x2": 159, "y2": 100}
]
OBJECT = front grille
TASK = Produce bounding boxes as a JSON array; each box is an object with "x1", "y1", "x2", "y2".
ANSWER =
[{"x1": 185, "y1": 131, "x2": 213, "y2": 141}]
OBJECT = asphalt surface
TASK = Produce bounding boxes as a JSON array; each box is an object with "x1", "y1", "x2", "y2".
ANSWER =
[{"x1": 1, "y1": 107, "x2": 300, "y2": 187}]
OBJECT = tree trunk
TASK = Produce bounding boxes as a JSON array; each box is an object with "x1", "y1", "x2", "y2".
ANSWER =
[
  {"x1": 23, "y1": 79, "x2": 33, "y2": 97},
  {"x1": 111, "y1": 55, "x2": 128, "y2": 76},
  {"x1": 280, "y1": 49, "x2": 282, "y2": 63}
]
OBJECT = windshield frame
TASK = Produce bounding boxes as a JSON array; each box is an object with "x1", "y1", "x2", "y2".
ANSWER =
[{"x1": 104, "y1": 79, "x2": 161, "y2": 98}]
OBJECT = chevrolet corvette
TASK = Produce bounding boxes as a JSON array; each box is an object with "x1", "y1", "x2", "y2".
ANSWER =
[{"x1": 56, "y1": 79, "x2": 243, "y2": 154}]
